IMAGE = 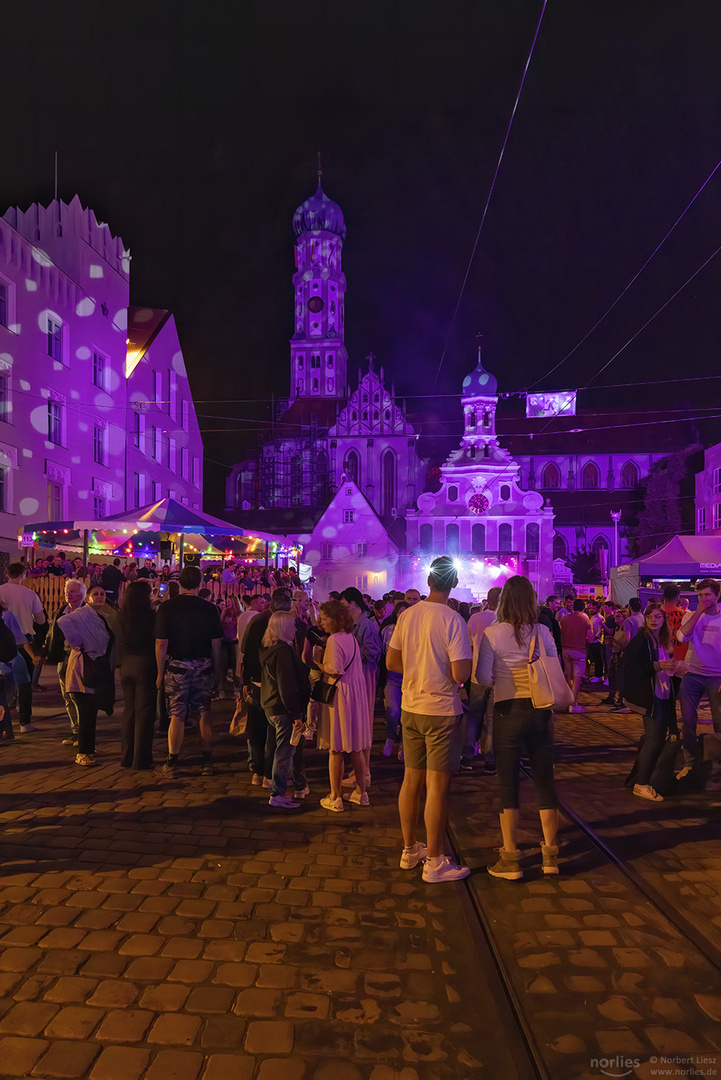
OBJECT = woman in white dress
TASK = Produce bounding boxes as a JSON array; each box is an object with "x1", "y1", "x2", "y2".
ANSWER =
[{"x1": 314, "y1": 600, "x2": 371, "y2": 811}]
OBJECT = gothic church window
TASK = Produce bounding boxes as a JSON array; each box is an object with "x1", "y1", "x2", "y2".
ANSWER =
[
  {"x1": 620, "y1": 461, "x2": 638, "y2": 488},
  {"x1": 344, "y1": 450, "x2": 360, "y2": 484},
  {"x1": 381, "y1": 451, "x2": 396, "y2": 516},
  {"x1": 553, "y1": 533, "x2": 568, "y2": 560},
  {"x1": 542, "y1": 463, "x2": 560, "y2": 489},
  {"x1": 581, "y1": 462, "x2": 599, "y2": 488}
]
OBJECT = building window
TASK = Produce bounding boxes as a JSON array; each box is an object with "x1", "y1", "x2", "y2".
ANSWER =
[
  {"x1": 356, "y1": 542, "x2": 368, "y2": 557},
  {"x1": 356, "y1": 575, "x2": 368, "y2": 591},
  {"x1": 525, "y1": 522, "x2": 540, "y2": 557},
  {"x1": 0, "y1": 372, "x2": 9, "y2": 422},
  {"x1": 343, "y1": 509, "x2": 355, "y2": 524},
  {"x1": 93, "y1": 425, "x2": 105, "y2": 466},
  {"x1": 581, "y1": 462, "x2": 600, "y2": 489},
  {"x1": 714, "y1": 468, "x2": 721, "y2": 495},
  {"x1": 0, "y1": 282, "x2": 7, "y2": 327},
  {"x1": 698, "y1": 508, "x2": 706, "y2": 532},
  {"x1": 92, "y1": 352, "x2": 106, "y2": 390},
  {"x1": 153, "y1": 370, "x2": 162, "y2": 405},
  {"x1": 419, "y1": 524, "x2": 433, "y2": 552},
  {"x1": 47, "y1": 401, "x2": 63, "y2": 444},
  {"x1": 168, "y1": 437, "x2": 176, "y2": 471},
  {"x1": 47, "y1": 481, "x2": 63, "y2": 521},
  {"x1": 151, "y1": 426, "x2": 158, "y2": 459},
  {"x1": 448, "y1": 485, "x2": 458, "y2": 502},
  {"x1": 498, "y1": 523, "x2": 513, "y2": 552},
  {"x1": 381, "y1": 451, "x2": 395, "y2": 516},
  {"x1": 500, "y1": 484, "x2": 511, "y2": 501},
  {"x1": 553, "y1": 533, "x2": 568, "y2": 560},
  {"x1": 472, "y1": 523, "x2": 485, "y2": 554},
  {"x1": 182, "y1": 400, "x2": 189, "y2": 430},
  {"x1": 93, "y1": 495, "x2": 105, "y2": 520},
  {"x1": 311, "y1": 354, "x2": 321, "y2": 369},
  {"x1": 343, "y1": 450, "x2": 360, "y2": 485},
  {"x1": 180, "y1": 447, "x2": 188, "y2": 479},
  {"x1": 620, "y1": 461, "x2": 638, "y2": 489},
  {"x1": 152, "y1": 480, "x2": 161, "y2": 502},
  {"x1": 0, "y1": 464, "x2": 6, "y2": 512},
  {"x1": 714, "y1": 504, "x2": 721, "y2": 530},
  {"x1": 321, "y1": 542, "x2": 333, "y2": 560},
  {"x1": 446, "y1": 522, "x2": 460, "y2": 555},
  {"x1": 133, "y1": 472, "x2": 142, "y2": 508},
  {"x1": 47, "y1": 316, "x2": 63, "y2": 362},
  {"x1": 132, "y1": 411, "x2": 141, "y2": 449},
  {"x1": 192, "y1": 457, "x2": 200, "y2": 487},
  {"x1": 542, "y1": 463, "x2": 560, "y2": 489}
]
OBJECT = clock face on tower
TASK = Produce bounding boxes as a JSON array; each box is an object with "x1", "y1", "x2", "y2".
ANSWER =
[
  {"x1": 307, "y1": 296, "x2": 324, "y2": 313},
  {"x1": 468, "y1": 493, "x2": 489, "y2": 515}
]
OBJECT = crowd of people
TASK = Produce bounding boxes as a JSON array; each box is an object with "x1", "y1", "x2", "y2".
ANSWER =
[{"x1": 0, "y1": 554, "x2": 718, "y2": 883}]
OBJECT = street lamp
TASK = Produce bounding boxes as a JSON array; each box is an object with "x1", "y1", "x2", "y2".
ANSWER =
[{"x1": 610, "y1": 511, "x2": 621, "y2": 568}]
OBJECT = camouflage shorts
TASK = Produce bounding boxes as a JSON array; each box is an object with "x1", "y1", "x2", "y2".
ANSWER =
[{"x1": 165, "y1": 658, "x2": 214, "y2": 719}]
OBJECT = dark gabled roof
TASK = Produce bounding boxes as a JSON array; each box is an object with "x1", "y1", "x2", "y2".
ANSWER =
[
  {"x1": 275, "y1": 398, "x2": 341, "y2": 435},
  {"x1": 497, "y1": 408, "x2": 701, "y2": 457},
  {"x1": 221, "y1": 507, "x2": 324, "y2": 537},
  {"x1": 544, "y1": 487, "x2": 642, "y2": 527}
]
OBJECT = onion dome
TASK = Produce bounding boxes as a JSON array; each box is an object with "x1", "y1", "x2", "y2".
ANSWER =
[
  {"x1": 462, "y1": 346, "x2": 498, "y2": 397},
  {"x1": 292, "y1": 181, "x2": 346, "y2": 240}
]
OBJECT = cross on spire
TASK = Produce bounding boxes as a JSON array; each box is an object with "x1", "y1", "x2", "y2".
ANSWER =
[
  {"x1": 365, "y1": 350, "x2": 376, "y2": 370},
  {"x1": 317, "y1": 150, "x2": 322, "y2": 181}
]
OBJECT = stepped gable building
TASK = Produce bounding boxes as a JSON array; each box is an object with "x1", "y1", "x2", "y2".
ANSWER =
[
  {"x1": 226, "y1": 178, "x2": 424, "y2": 522},
  {"x1": 0, "y1": 195, "x2": 203, "y2": 556}
]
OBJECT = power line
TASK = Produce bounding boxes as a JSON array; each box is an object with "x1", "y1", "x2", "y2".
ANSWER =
[
  {"x1": 527, "y1": 154, "x2": 721, "y2": 390},
  {"x1": 425, "y1": 0, "x2": 548, "y2": 406}
]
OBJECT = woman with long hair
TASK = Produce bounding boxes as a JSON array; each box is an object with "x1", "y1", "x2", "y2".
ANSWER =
[
  {"x1": 314, "y1": 600, "x2": 370, "y2": 811},
  {"x1": 622, "y1": 603, "x2": 680, "y2": 802},
  {"x1": 259, "y1": 610, "x2": 311, "y2": 809},
  {"x1": 339, "y1": 587, "x2": 382, "y2": 791},
  {"x1": 477, "y1": 575, "x2": 560, "y2": 879},
  {"x1": 118, "y1": 580, "x2": 157, "y2": 770},
  {"x1": 219, "y1": 595, "x2": 241, "y2": 696}
]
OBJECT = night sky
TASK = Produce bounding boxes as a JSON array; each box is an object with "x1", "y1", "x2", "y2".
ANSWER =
[{"x1": 6, "y1": 1, "x2": 721, "y2": 510}]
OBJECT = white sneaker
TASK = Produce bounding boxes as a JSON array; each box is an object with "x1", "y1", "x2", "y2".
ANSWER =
[
  {"x1": 20, "y1": 724, "x2": 35, "y2": 734},
  {"x1": 633, "y1": 784, "x2": 664, "y2": 802},
  {"x1": 400, "y1": 842, "x2": 427, "y2": 870},
  {"x1": 422, "y1": 856, "x2": 471, "y2": 883},
  {"x1": 569, "y1": 704, "x2": 586, "y2": 714},
  {"x1": 268, "y1": 794, "x2": 301, "y2": 810},
  {"x1": 320, "y1": 795, "x2": 344, "y2": 813},
  {"x1": 343, "y1": 790, "x2": 369, "y2": 806},
  {"x1": 382, "y1": 738, "x2": 394, "y2": 757}
]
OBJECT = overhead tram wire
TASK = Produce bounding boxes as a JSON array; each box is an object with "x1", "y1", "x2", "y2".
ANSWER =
[
  {"x1": 526, "y1": 153, "x2": 721, "y2": 391},
  {"x1": 422, "y1": 0, "x2": 548, "y2": 420}
]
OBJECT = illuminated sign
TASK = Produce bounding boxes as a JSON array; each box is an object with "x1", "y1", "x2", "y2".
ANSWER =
[{"x1": 526, "y1": 391, "x2": 577, "y2": 419}]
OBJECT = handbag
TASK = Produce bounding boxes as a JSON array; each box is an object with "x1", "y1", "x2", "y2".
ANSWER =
[
  {"x1": 311, "y1": 640, "x2": 357, "y2": 706},
  {"x1": 528, "y1": 628, "x2": 574, "y2": 711}
]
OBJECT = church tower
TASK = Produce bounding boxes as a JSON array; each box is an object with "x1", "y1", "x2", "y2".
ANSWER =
[{"x1": 290, "y1": 173, "x2": 348, "y2": 401}]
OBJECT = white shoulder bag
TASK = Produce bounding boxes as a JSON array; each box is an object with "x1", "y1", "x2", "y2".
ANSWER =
[{"x1": 528, "y1": 628, "x2": 574, "y2": 711}]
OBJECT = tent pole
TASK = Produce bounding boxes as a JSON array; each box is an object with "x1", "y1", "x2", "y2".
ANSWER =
[
  {"x1": 179, "y1": 534, "x2": 184, "y2": 571},
  {"x1": 264, "y1": 540, "x2": 269, "y2": 574},
  {"x1": 83, "y1": 530, "x2": 89, "y2": 576}
]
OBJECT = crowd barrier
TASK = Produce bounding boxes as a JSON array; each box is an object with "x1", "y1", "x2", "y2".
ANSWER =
[{"x1": 22, "y1": 575, "x2": 279, "y2": 612}]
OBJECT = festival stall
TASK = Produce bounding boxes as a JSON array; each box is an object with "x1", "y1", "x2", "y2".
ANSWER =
[{"x1": 610, "y1": 534, "x2": 721, "y2": 605}]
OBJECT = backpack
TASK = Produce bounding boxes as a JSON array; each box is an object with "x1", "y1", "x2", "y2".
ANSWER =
[{"x1": 0, "y1": 620, "x2": 17, "y2": 665}]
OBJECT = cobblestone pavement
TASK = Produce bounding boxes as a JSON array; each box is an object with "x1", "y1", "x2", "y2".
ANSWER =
[
  {"x1": 1, "y1": 677, "x2": 720, "y2": 1079},
  {"x1": 0, "y1": 682, "x2": 517, "y2": 1080},
  {"x1": 449, "y1": 684, "x2": 721, "y2": 1080}
]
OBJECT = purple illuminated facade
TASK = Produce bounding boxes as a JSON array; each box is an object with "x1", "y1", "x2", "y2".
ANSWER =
[{"x1": 0, "y1": 197, "x2": 203, "y2": 553}]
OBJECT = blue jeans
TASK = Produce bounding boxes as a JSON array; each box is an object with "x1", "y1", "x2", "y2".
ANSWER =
[
  {"x1": 384, "y1": 672, "x2": 402, "y2": 740},
  {"x1": 266, "y1": 713, "x2": 307, "y2": 796},
  {"x1": 493, "y1": 697, "x2": 556, "y2": 811},
  {"x1": 679, "y1": 672, "x2": 721, "y2": 765}
]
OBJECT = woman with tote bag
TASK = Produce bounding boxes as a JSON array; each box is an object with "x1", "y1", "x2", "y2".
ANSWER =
[{"x1": 477, "y1": 575, "x2": 561, "y2": 880}]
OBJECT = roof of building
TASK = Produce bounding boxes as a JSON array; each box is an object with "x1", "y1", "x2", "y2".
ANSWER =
[
  {"x1": 462, "y1": 347, "x2": 498, "y2": 398},
  {"x1": 273, "y1": 397, "x2": 342, "y2": 436},
  {"x1": 292, "y1": 181, "x2": 346, "y2": 241},
  {"x1": 545, "y1": 487, "x2": 642, "y2": 528},
  {"x1": 497, "y1": 405, "x2": 702, "y2": 457},
  {"x1": 126, "y1": 307, "x2": 171, "y2": 362}
]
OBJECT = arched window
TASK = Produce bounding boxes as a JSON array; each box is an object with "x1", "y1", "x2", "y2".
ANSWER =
[
  {"x1": 498, "y1": 523, "x2": 512, "y2": 552},
  {"x1": 469, "y1": 446, "x2": 476, "y2": 459},
  {"x1": 620, "y1": 461, "x2": 638, "y2": 489},
  {"x1": 419, "y1": 524, "x2": 433, "y2": 552},
  {"x1": 343, "y1": 449, "x2": 360, "y2": 485},
  {"x1": 500, "y1": 484, "x2": 511, "y2": 501},
  {"x1": 553, "y1": 533, "x2": 568, "y2": 560},
  {"x1": 381, "y1": 450, "x2": 396, "y2": 516},
  {"x1": 446, "y1": 522, "x2": 460, "y2": 555},
  {"x1": 591, "y1": 535, "x2": 609, "y2": 555},
  {"x1": 525, "y1": 522, "x2": 540, "y2": 557},
  {"x1": 472, "y1": 523, "x2": 485, "y2": 555},
  {"x1": 447, "y1": 485, "x2": 458, "y2": 502},
  {"x1": 581, "y1": 461, "x2": 599, "y2": 489},
  {"x1": 483, "y1": 411, "x2": 490, "y2": 427},
  {"x1": 468, "y1": 411, "x2": 476, "y2": 430},
  {"x1": 542, "y1": 463, "x2": 560, "y2": 489}
]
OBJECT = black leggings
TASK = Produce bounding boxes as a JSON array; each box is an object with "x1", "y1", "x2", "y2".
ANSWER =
[{"x1": 494, "y1": 697, "x2": 557, "y2": 811}]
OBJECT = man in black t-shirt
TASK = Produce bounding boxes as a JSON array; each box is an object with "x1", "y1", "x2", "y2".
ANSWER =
[
  {"x1": 155, "y1": 565, "x2": 223, "y2": 779},
  {"x1": 137, "y1": 559, "x2": 158, "y2": 580},
  {"x1": 101, "y1": 559, "x2": 125, "y2": 602}
]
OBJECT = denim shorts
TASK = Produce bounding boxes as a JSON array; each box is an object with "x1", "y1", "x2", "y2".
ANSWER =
[{"x1": 165, "y1": 658, "x2": 214, "y2": 719}]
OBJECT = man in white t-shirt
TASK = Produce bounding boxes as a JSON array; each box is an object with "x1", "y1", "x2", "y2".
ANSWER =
[
  {"x1": 0, "y1": 562, "x2": 46, "y2": 733},
  {"x1": 462, "y1": 585, "x2": 502, "y2": 772},
  {"x1": 676, "y1": 578, "x2": 721, "y2": 777},
  {"x1": 387, "y1": 556, "x2": 472, "y2": 884}
]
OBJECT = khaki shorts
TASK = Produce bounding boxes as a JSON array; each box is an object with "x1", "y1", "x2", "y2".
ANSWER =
[
  {"x1": 401, "y1": 710, "x2": 464, "y2": 773},
  {"x1": 562, "y1": 649, "x2": 586, "y2": 682}
]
